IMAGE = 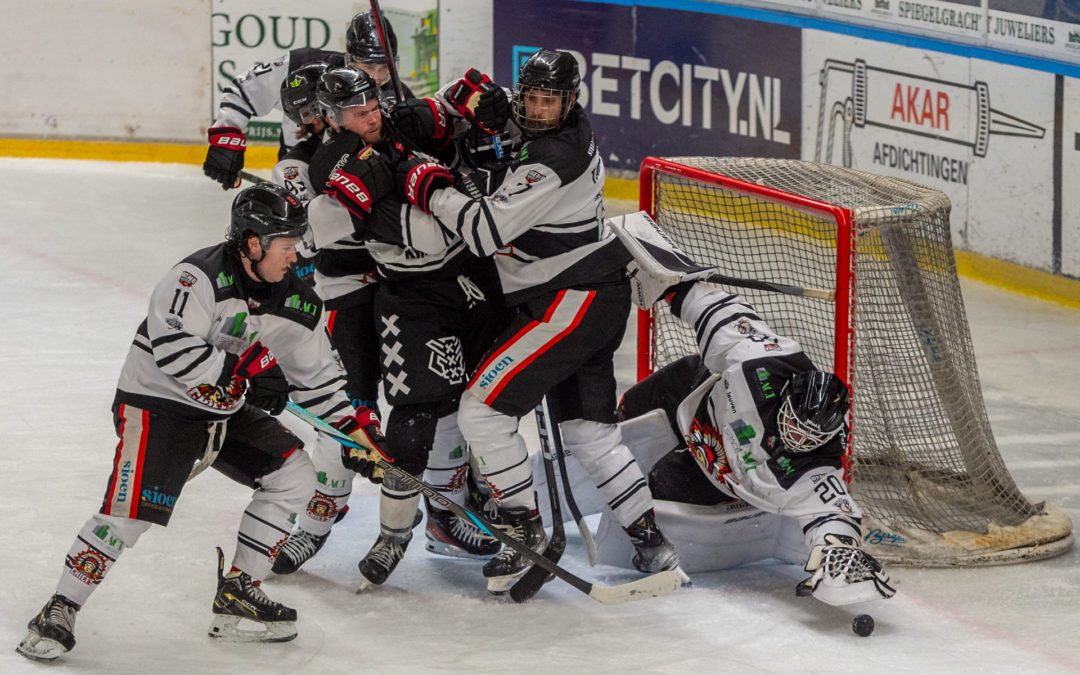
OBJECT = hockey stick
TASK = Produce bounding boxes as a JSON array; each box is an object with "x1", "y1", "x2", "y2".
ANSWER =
[
  {"x1": 609, "y1": 211, "x2": 836, "y2": 303},
  {"x1": 285, "y1": 401, "x2": 684, "y2": 605},
  {"x1": 368, "y1": 0, "x2": 406, "y2": 103},
  {"x1": 545, "y1": 395, "x2": 598, "y2": 565},
  {"x1": 508, "y1": 397, "x2": 568, "y2": 602},
  {"x1": 238, "y1": 170, "x2": 267, "y2": 184}
]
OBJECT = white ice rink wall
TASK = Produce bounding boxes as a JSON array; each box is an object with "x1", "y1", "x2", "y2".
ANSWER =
[{"x1": 3, "y1": 0, "x2": 1080, "y2": 284}]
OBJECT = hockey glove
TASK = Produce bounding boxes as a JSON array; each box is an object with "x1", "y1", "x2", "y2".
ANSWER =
[
  {"x1": 324, "y1": 146, "x2": 394, "y2": 220},
  {"x1": 796, "y1": 534, "x2": 896, "y2": 606},
  {"x1": 446, "y1": 69, "x2": 510, "y2": 134},
  {"x1": 335, "y1": 408, "x2": 390, "y2": 483},
  {"x1": 390, "y1": 98, "x2": 452, "y2": 151},
  {"x1": 395, "y1": 155, "x2": 453, "y2": 214},
  {"x1": 231, "y1": 342, "x2": 290, "y2": 415},
  {"x1": 204, "y1": 126, "x2": 247, "y2": 190}
]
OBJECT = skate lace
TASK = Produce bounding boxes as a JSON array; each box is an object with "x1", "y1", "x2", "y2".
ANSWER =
[
  {"x1": 490, "y1": 522, "x2": 525, "y2": 564},
  {"x1": 45, "y1": 598, "x2": 76, "y2": 631},
  {"x1": 279, "y1": 529, "x2": 320, "y2": 562},
  {"x1": 234, "y1": 574, "x2": 278, "y2": 610},
  {"x1": 368, "y1": 538, "x2": 405, "y2": 570},
  {"x1": 450, "y1": 514, "x2": 494, "y2": 548}
]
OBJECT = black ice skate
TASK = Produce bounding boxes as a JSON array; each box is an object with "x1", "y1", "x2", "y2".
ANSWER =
[
  {"x1": 357, "y1": 533, "x2": 411, "y2": 590},
  {"x1": 483, "y1": 506, "x2": 547, "y2": 594},
  {"x1": 272, "y1": 528, "x2": 330, "y2": 575},
  {"x1": 16, "y1": 594, "x2": 79, "y2": 662},
  {"x1": 424, "y1": 496, "x2": 501, "y2": 559},
  {"x1": 209, "y1": 547, "x2": 297, "y2": 643},
  {"x1": 626, "y1": 509, "x2": 685, "y2": 576}
]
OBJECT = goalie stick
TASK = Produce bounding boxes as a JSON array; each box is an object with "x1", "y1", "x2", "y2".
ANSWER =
[
  {"x1": 284, "y1": 402, "x2": 684, "y2": 605},
  {"x1": 509, "y1": 396, "x2": 567, "y2": 602},
  {"x1": 608, "y1": 211, "x2": 836, "y2": 304}
]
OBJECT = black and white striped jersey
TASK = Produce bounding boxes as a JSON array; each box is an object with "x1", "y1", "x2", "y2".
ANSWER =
[
  {"x1": 671, "y1": 282, "x2": 862, "y2": 548},
  {"x1": 416, "y1": 105, "x2": 631, "y2": 306},
  {"x1": 113, "y1": 244, "x2": 354, "y2": 426}
]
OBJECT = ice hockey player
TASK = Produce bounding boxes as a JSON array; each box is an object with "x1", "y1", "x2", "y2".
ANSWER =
[
  {"x1": 392, "y1": 49, "x2": 682, "y2": 593},
  {"x1": 15, "y1": 183, "x2": 390, "y2": 661},
  {"x1": 612, "y1": 272, "x2": 895, "y2": 607},
  {"x1": 271, "y1": 66, "x2": 509, "y2": 586},
  {"x1": 203, "y1": 10, "x2": 410, "y2": 190}
]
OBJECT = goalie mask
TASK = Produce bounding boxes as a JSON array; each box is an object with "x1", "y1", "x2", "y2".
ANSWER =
[
  {"x1": 281, "y1": 61, "x2": 329, "y2": 127},
  {"x1": 227, "y1": 183, "x2": 309, "y2": 259},
  {"x1": 316, "y1": 66, "x2": 382, "y2": 128},
  {"x1": 512, "y1": 49, "x2": 580, "y2": 135},
  {"x1": 777, "y1": 370, "x2": 849, "y2": 453}
]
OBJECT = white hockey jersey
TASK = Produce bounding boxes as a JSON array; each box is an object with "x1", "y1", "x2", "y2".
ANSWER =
[
  {"x1": 113, "y1": 244, "x2": 354, "y2": 426},
  {"x1": 672, "y1": 282, "x2": 862, "y2": 548}
]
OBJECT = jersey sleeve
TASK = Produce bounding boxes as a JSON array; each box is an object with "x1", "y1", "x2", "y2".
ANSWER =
[
  {"x1": 427, "y1": 157, "x2": 565, "y2": 257},
  {"x1": 272, "y1": 318, "x2": 354, "y2": 424},
  {"x1": 211, "y1": 53, "x2": 292, "y2": 131},
  {"x1": 770, "y1": 468, "x2": 863, "y2": 549},
  {"x1": 143, "y1": 263, "x2": 230, "y2": 388},
  {"x1": 673, "y1": 282, "x2": 779, "y2": 374}
]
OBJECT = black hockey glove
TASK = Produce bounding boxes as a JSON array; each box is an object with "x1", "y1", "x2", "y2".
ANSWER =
[
  {"x1": 447, "y1": 69, "x2": 509, "y2": 134},
  {"x1": 230, "y1": 342, "x2": 290, "y2": 415},
  {"x1": 324, "y1": 146, "x2": 394, "y2": 220},
  {"x1": 335, "y1": 408, "x2": 390, "y2": 483},
  {"x1": 395, "y1": 155, "x2": 453, "y2": 214},
  {"x1": 390, "y1": 98, "x2": 452, "y2": 151},
  {"x1": 203, "y1": 126, "x2": 247, "y2": 190}
]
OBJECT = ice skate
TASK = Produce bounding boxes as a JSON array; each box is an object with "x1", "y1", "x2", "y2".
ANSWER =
[
  {"x1": 16, "y1": 594, "x2": 79, "y2": 662},
  {"x1": 272, "y1": 528, "x2": 330, "y2": 574},
  {"x1": 424, "y1": 496, "x2": 501, "y2": 559},
  {"x1": 626, "y1": 510, "x2": 687, "y2": 581},
  {"x1": 208, "y1": 547, "x2": 297, "y2": 643},
  {"x1": 357, "y1": 533, "x2": 412, "y2": 590},
  {"x1": 483, "y1": 506, "x2": 546, "y2": 594}
]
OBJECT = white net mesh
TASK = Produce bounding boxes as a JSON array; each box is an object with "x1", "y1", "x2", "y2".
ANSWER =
[{"x1": 642, "y1": 156, "x2": 1073, "y2": 566}]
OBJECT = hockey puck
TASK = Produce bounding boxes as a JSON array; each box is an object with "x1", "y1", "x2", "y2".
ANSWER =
[{"x1": 852, "y1": 613, "x2": 875, "y2": 637}]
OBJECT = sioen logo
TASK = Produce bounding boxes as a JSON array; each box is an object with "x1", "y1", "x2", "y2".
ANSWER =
[
  {"x1": 477, "y1": 355, "x2": 515, "y2": 388},
  {"x1": 116, "y1": 460, "x2": 133, "y2": 502},
  {"x1": 141, "y1": 486, "x2": 178, "y2": 509}
]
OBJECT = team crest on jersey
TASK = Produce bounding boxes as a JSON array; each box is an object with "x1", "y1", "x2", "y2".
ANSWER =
[
  {"x1": 525, "y1": 170, "x2": 545, "y2": 184},
  {"x1": 179, "y1": 271, "x2": 197, "y2": 287},
  {"x1": 426, "y1": 336, "x2": 465, "y2": 384},
  {"x1": 67, "y1": 548, "x2": 109, "y2": 585},
  {"x1": 284, "y1": 166, "x2": 299, "y2": 180},
  {"x1": 686, "y1": 418, "x2": 728, "y2": 482},
  {"x1": 165, "y1": 317, "x2": 183, "y2": 331},
  {"x1": 187, "y1": 380, "x2": 244, "y2": 410}
]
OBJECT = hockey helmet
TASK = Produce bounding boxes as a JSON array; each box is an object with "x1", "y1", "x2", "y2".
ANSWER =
[
  {"x1": 512, "y1": 49, "x2": 580, "y2": 135},
  {"x1": 346, "y1": 11, "x2": 397, "y2": 64},
  {"x1": 281, "y1": 61, "x2": 329, "y2": 126},
  {"x1": 316, "y1": 66, "x2": 382, "y2": 128},
  {"x1": 227, "y1": 183, "x2": 308, "y2": 256},
  {"x1": 777, "y1": 370, "x2": 850, "y2": 453}
]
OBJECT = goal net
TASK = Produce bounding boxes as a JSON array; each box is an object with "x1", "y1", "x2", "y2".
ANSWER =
[{"x1": 638, "y1": 156, "x2": 1073, "y2": 566}]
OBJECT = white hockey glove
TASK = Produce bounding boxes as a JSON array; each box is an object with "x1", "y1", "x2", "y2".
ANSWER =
[{"x1": 796, "y1": 534, "x2": 896, "y2": 606}]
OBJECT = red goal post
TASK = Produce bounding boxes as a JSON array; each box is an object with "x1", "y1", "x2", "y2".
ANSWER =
[{"x1": 634, "y1": 156, "x2": 1073, "y2": 566}]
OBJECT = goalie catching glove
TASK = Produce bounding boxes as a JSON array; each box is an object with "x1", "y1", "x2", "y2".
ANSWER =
[
  {"x1": 446, "y1": 69, "x2": 510, "y2": 134},
  {"x1": 324, "y1": 146, "x2": 394, "y2": 219},
  {"x1": 335, "y1": 408, "x2": 390, "y2": 483},
  {"x1": 796, "y1": 534, "x2": 896, "y2": 606}
]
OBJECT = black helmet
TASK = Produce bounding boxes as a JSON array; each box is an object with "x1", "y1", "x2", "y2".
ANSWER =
[
  {"x1": 316, "y1": 66, "x2": 381, "y2": 127},
  {"x1": 281, "y1": 61, "x2": 329, "y2": 127},
  {"x1": 512, "y1": 49, "x2": 580, "y2": 135},
  {"x1": 227, "y1": 183, "x2": 308, "y2": 256},
  {"x1": 346, "y1": 11, "x2": 397, "y2": 64},
  {"x1": 776, "y1": 370, "x2": 850, "y2": 453}
]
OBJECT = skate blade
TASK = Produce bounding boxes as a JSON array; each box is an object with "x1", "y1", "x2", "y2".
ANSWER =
[
  {"x1": 16, "y1": 632, "x2": 69, "y2": 662},
  {"x1": 424, "y1": 537, "x2": 498, "y2": 560},
  {"x1": 208, "y1": 614, "x2": 297, "y2": 643},
  {"x1": 486, "y1": 570, "x2": 527, "y2": 595}
]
